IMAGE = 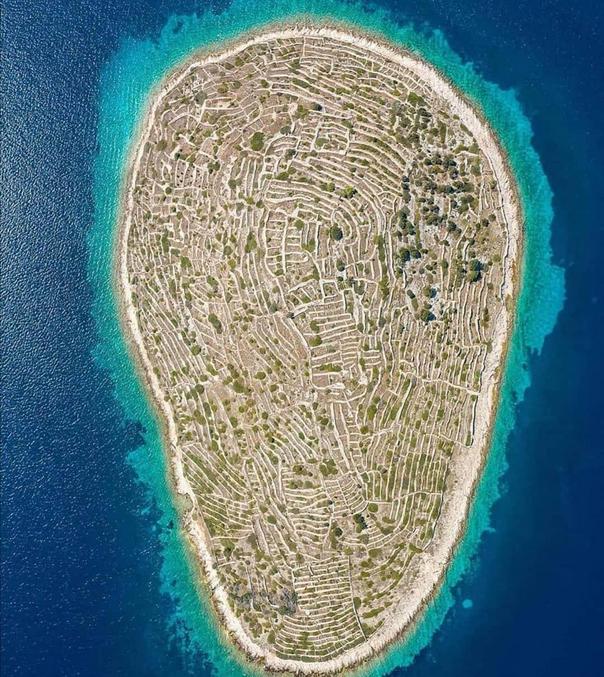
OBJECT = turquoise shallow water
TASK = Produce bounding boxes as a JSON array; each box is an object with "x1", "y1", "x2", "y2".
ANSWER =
[{"x1": 89, "y1": 1, "x2": 564, "y2": 673}]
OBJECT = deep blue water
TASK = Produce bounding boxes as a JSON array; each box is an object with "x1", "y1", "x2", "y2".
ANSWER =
[{"x1": 2, "y1": 1, "x2": 603, "y2": 676}]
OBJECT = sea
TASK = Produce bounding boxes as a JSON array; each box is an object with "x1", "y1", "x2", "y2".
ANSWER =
[{"x1": 2, "y1": 0, "x2": 603, "y2": 675}]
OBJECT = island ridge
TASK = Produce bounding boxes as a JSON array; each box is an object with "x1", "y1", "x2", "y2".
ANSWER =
[{"x1": 117, "y1": 24, "x2": 521, "y2": 674}]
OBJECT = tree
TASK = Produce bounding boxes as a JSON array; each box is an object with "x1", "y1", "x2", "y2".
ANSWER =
[
  {"x1": 419, "y1": 308, "x2": 434, "y2": 323},
  {"x1": 467, "y1": 258, "x2": 482, "y2": 282},
  {"x1": 329, "y1": 225, "x2": 343, "y2": 241},
  {"x1": 397, "y1": 248, "x2": 411, "y2": 271}
]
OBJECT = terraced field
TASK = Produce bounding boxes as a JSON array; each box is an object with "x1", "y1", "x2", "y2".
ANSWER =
[{"x1": 120, "y1": 26, "x2": 520, "y2": 672}]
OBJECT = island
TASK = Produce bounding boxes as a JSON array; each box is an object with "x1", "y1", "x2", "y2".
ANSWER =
[{"x1": 117, "y1": 23, "x2": 521, "y2": 674}]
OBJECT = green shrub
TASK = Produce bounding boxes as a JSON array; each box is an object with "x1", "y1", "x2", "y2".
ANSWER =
[{"x1": 250, "y1": 131, "x2": 265, "y2": 151}]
